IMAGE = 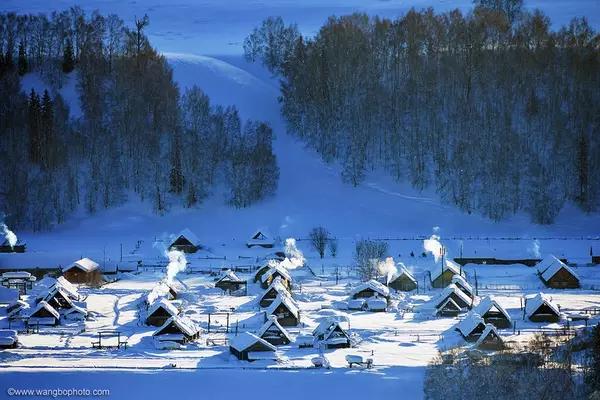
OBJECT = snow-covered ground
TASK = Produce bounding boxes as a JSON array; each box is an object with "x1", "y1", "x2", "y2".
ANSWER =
[{"x1": 1, "y1": 1, "x2": 599, "y2": 399}]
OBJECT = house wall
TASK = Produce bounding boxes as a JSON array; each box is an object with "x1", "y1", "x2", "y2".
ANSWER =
[{"x1": 546, "y1": 268, "x2": 580, "y2": 289}]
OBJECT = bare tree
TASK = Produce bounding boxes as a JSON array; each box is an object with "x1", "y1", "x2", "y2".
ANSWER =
[
  {"x1": 355, "y1": 239, "x2": 388, "y2": 281},
  {"x1": 309, "y1": 226, "x2": 330, "y2": 258}
]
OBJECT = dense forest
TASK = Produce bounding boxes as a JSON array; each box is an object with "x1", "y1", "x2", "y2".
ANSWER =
[
  {"x1": 244, "y1": 0, "x2": 599, "y2": 224},
  {"x1": 0, "y1": 9, "x2": 279, "y2": 230}
]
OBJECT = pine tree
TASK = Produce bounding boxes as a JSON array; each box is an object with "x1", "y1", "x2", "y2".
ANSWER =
[
  {"x1": 62, "y1": 39, "x2": 75, "y2": 73},
  {"x1": 28, "y1": 89, "x2": 42, "y2": 165},
  {"x1": 17, "y1": 41, "x2": 28, "y2": 76},
  {"x1": 169, "y1": 132, "x2": 184, "y2": 194},
  {"x1": 40, "y1": 90, "x2": 54, "y2": 170}
]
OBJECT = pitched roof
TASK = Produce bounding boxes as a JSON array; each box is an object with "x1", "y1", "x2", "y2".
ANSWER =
[
  {"x1": 537, "y1": 255, "x2": 579, "y2": 282},
  {"x1": 434, "y1": 297, "x2": 462, "y2": 315},
  {"x1": 451, "y1": 275, "x2": 474, "y2": 295},
  {"x1": 525, "y1": 293, "x2": 560, "y2": 318},
  {"x1": 256, "y1": 317, "x2": 292, "y2": 342},
  {"x1": 435, "y1": 283, "x2": 473, "y2": 308},
  {"x1": 29, "y1": 301, "x2": 60, "y2": 320},
  {"x1": 63, "y1": 258, "x2": 99, "y2": 273},
  {"x1": 230, "y1": 331, "x2": 277, "y2": 352},
  {"x1": 247, "y1": 230, "x2": 275, "y2": 245},
  {"x1": 62, "y1": 303, "x2": 88, "y2": 317},
  {"x1": 153, "y1": 315, "x2": 199, "y2": 337},
  {"x1": 147, "y1": 299, "x2": 179, "y2": 318},
  {"x1": 387, "y1": 265, "x2": 417, "y2": 285},
  {"x1": 312, "y1": 318, "x2": 348, "y2": 340},
  {"x1": 431, "y1": 259, "x2": 464, "y2": 282},
  {"x1": 55, "y1": 276, "x2": 80, "y2": 299},
  {"x1": 172, "y1": 228, "x2": 200, "y2": 246},
  {"x1": 258, "y1": 277, "x2": 290, "y2": 302},
  {"x1": 261, "y1": 265, "x2": 292, "y2": 284},
  {"x1": 216, "y1": 270, "x2": 244, "y2": 284},
  {"x1": 473, "y1": 296, "x2": 511, "y2": 322},
  {"x1": 350, "y1": 280, "x2": 390, "y2": 298},
  {"x1": 266, "y1": 294, "x2": 299, "y2": 318},
  {"x1": 474, "y1": 323, "x2": 502, "y2": 348},
  {"x1": 455, "y1": 312, "x2": 486, "y2": 337}
]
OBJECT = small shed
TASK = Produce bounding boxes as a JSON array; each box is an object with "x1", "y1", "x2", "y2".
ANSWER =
[
  {"x1": 387, "y1": 266, "x2": 417, "y2": 292},
  {"x1": 473, "y1": 297, "x2": 512, "y2": 329},
  {"x1": 254, "y1": 262, "x2": 274, "y2": 283},
  {"x1": 256, "y1": 317, "x2": 292, "y2": 346},
  {"x1": 474, "y1": 324, "x2": 504, "y2": 350},
  {"x1": 260, "y1": 265, "x2": 292, "y2": 289},
  {"x1": 266, "y1": 295, "x2": 300, "y2": 326},
  {"x1": 431, "y1": 259, "x2": 465, "y2": 288},
  {"x1": 455, "y1": 312, "x2": 487, "y2": 342},
  {"x1": 0, "y1": 330, "x2": 18, "y2": 349},
  {"x1": 434, "y1": 284, "x2": 473, "y2": 310},
  {"x1": 146, "y1": 299, "x2": 179, "y2": 327},
  {"x1": 537, "y1": 255, "x2": 580, "y2": 289},
  {"x1": 258, "y1": 277, "x2": 290, "y2": 308},
  {"x1": 41, "y1": 286, "x2": 75, "y2": 310},
  {"x1": 313, "y1": 319, "x2": 351, "y2": 348},
  {"x1": 350, "y1": 280, "x2": 390, "y2": 300},
  {"x1": 525, "y1": 293, "x2": 560, "y2": 323},
  {"x1": 229, "y1": 332, "x2": 277, "y2": 361},
  {"x1": 451, "y1": 275, "x2": 474, "y2": 299},
  {"x1": 62, "y1": 258, "x2": 102, "y2": 285},
  {"x1": 169, "y1": 229, "x2": 201, "y2": 253},
  {"x1": 215, "y1": 270, "x2": 246, "y2": 295},
  {"x1": 246, "y1": 230, "x2": 275, "y2": 248},
  {"x1": 153, "y1": 315, "x2": 200, "y2": 344},
  {"x1": 434, "y1": 297, "x2": 462, "y2": 317},
  {"x1": 28, "y1": 301, "x2": 59, "y2": 326}
]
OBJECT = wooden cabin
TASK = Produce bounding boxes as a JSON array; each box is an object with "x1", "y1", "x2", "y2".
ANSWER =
[
  {"x1": 215, "y1": 270, "x2": 246, "y2": 295},
  {"x1": 350, "y1": 280, "x2": 390, "y2": 300},
  {"x1": 473, "y1": 297, "x2": 512, "y2": 329},
  {"x1": 266, "y1": 295, "x2": 300, "y2": 326},
  {"x1": 455, "y1": 313, "x2": 487, "y2": 342},
  {"x1": 451, "y1": 275, "x2": 474, "y2": 299},
  {"x1": 27, "y1": 301, "x2": 59, "y2": 326},
  {"x1": 430, "y1": 259, "x2": 465, "y2": 288},
  {"x1": 537, "y1": 256, "x2": 580, "y2": 289},
  {"x1": 246, "y1": 230, "x2": 275, "y2": 248},
  {"x1": 526, "y1": 293, "x2": 560, "y2": 323},
  {"x1": 146, "y1": 299, "x2": 179, "y2": 327},
  {"x1": 169, "y1": 229, "x2": 201, "y2": 253},
  {"x1": 258, "y1": 277, "x2": 290, "y2": 308},
  {"x1": 41, "y1": 286, "x2": 75, "y2": 310},
  {"x1": 312, "y1": 319, "x2": 351, "y2": 348},
  {"x1": 435, "y1": 297, "x2": 462, "y2": 317},
  {"x1": 387, "y1": 267, "x2": 417, "y2": 292},
  {"x1": 260, "y1": 265, "x2": 292, "y2": 289},
  {"x1": 254, "y1": 262, "x2": 274, "y2": 283},
  {"x1": 433, "y1": 284, "x2": 473, "y2": 310},
  {"x1": 62, "y1": 258, "x2": 102, "y2": 285},
  {"x1": 256, "y1": 317, "x2": 292, "y2": 346},
  {"x1": 152, "y1": 315, "x2": 200, "y2": 344},
  {"x1": 229, "y1": 332, "x2": 277, "y2": 361},
  {"x1": 475, "y1": 324, "x2": 504, "y2": 350}
]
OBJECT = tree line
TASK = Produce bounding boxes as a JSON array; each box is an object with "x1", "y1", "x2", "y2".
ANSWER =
[
  {"x1": 0, "y1": 9, "x2": 278, "y2": 230},
  {"x1": 245, "y1": 1, "x2": 599, "y2": 224}
]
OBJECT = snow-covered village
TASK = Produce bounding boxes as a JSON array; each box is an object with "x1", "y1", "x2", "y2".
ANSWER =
[{"x1": 0, "y1": 1, "x2": 599, "y2": 399}]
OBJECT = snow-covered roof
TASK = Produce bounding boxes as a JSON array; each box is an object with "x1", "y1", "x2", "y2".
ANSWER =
[
  {"x1": 525, "y1": 293, "x2": 560, "y2": 318},
  {"x1": 312, "y1": 318, "x2": 347, "y2": 339},
  {"x1": 56, "y1": 276, "x2": 80, "y2": 299},
  {"x1": 348, "y1": 298, "x2": 366, "y2": 309},
  {"x1": 42, "y1": 286, "x2": 75, "y2": 308},
  {"x1": 247, "y1": 230, "x2": 275, "y2": 246},
  {"x1": 434, "y1": 297, "x2": 462, "y2": 316},
  {"x1": 0, "y1": 330, "x2": 17, "y2": 346},
  {"x1": 455, "y1": 312, "x2": 485, "y2": 337},
  {"x1": 230, "y1": 332, "x2": 277, "y2": 352},
  {"x1": 216, "y1": 270, "x2": 244, "y2": 284},
  {"x1": 1, "y1": 271, "x2": 33, "y2": 280},
  {"x1": 256, "y1": 317, "x2": 292, "y2": 342},
  {"x1": 63, "y1": 257, "x2": 99, "y2": 273},
  {"x1": 430, "y1": 259, "x2": 464, "y2": 282},
  {"x1": 259, "y1": 277, "x2": 290, "y2": 302},
  {"x1": 266, "y1": 294, "x2": 299, "y2": 318},
  {"x1": 435, "y1": 284, "x2": 472, "y2": 308},
  {"x1": 0, "y1": 286, "x2": 19, "y2": 304},
  {"x1": 537, "y1": 255, "x2": 579, "y2": 282},
  {"x1": 147, "y1": 299, "x2": 179, "y2": 318},
  {"x1": 261, "y1": 264, "x2": 292, "y2": 284},
  {"x1": 63, "y1": 303, "x2": 88, "y2": 318},
  {"x1": 451, "y1": 275, "x2": 473, "y2": 295},
  {"x1": 473, "y1": 296, "x2": 511, "y2": 322},
  {"x1": 349, "y1": 280, "x2": 390, "y2": 298},
  {"x1": 172, "y1": 228, "x2": 201, "y2": 246},
  {"x1": 153, "y1": 315, "x2": 199, "y2": 337},
  {"x1": 474, "y1": 323, "x2": 502, "y2": 348},
  {"x1": 29, "y1": 301, "x2": 59, "y2": 320},
  {"x1": 387, "y1": 265, "x2": 417, "y2": 285}
]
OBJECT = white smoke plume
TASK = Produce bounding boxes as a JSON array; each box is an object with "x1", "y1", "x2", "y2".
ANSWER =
[
  {"x1": 377, "y1": 257, "x2": 398, "y2": 282},
  {"x1": 529, "y1": 239, "x2": 541, "y2": 258},
  {"x1": 280, "y1": 238, "x2": 305, "y2": 270},
  {"x1": 147, "y1": 282, "x2": 170, "y2": 305},
  {"x1": 146, "y1": 249, "x2": 187, "y2": 305},
  {"x1": 423, "y1": 227, "x2": 444, "y2": 262},
  {"x1": 1, "y1": 222, "x2": 17, "y2": 248}
]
